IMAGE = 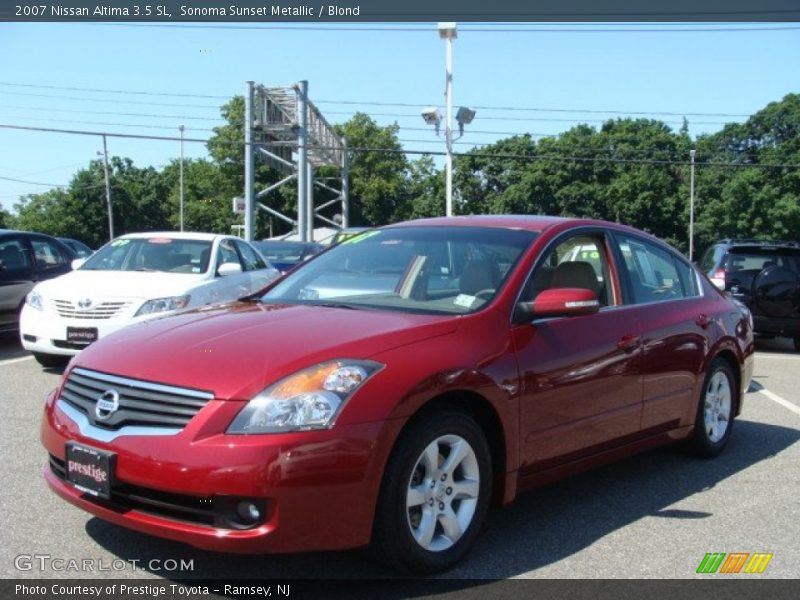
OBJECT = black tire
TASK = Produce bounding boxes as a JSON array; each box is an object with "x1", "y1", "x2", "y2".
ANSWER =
[
  {"x1": 794, "y1": 337, "x2": 800, "y2": 352},
  {"x1": 371, "y1": 409, "x2": 492, "y2": 574},
  {"x1": 33, "y1": 353, "x2": 69, "y2": 369},
  {"x1": 686, "y1": 358, "x2": 737, "y2": 458}
]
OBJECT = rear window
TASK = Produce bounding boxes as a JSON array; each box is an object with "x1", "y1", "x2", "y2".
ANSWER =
[{"x1": 725, "y1": 248, "x2": 800, "y2": 273}]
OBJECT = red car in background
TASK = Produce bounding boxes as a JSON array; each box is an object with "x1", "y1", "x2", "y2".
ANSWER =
[{"x1": 41, "y1": 216, "x2": 754, "y2": 573}]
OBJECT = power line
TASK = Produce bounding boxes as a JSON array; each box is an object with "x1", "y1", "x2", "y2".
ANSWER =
[
  {"x1": 0, "y1": 81, "x2": 230, "y2": 100},
  {"x1": 0, "y1": 89, "x2": 222, "y2": 110},
  {"x1": 0, "y1": 175, "x2": 67, "y2": 187},
  {"x1": 100, "y1": 23, "x2": 800, "y2": 33},
  {"x1": 0, "y1": 104, "x2": 224, "y2": 122},
  {"x1": 0, "y1": 81, "x2": 755, "y2": 120},
  {"x1": 324, "y1": 109, "x2": 731, "y2": 126},
  {"x1": 315, "y1": 99, "x2": 752, "y2": 118},
  {"x1": 2, "y1": 123, "x2": 798, "y2": 170}
]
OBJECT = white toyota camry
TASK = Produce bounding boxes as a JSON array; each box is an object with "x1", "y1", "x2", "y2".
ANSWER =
[{"x1": 20, "y1": 232, "x2": 280, "y2": 367}]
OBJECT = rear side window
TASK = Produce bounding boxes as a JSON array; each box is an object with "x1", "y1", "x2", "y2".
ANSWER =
[
  {"x1": 699, "y1": 245, "x2": 725, "y2": 272},
  {"x1": 615, "y1": 235, "x2": 695, "y2": 304},
  {"x1": 30, "y1": 238, "x2": 69, "y2": 269},
  {"x1": 726, "y1": 248, "x2": 800, "y2": 274},
  {"x1": 0, "y1": 238, "x2": 32, "y2": 270}
]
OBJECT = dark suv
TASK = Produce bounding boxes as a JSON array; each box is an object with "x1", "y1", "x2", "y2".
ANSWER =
[{"x1": 700, "y1": 239, "x2": 800, "y2": 350}]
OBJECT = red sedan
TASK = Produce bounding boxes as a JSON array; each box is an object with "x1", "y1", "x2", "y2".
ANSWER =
[{"x1": 41, "y1": 216, "x2": 754, "y2": 573}]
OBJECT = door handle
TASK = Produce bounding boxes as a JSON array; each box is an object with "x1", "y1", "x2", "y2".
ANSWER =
[
  {"x1": 617, "y1": 334, "x2": 642, "y2": 352},
  {"x1": 696, "y1": 314, "x2": 711, "y2": 329}
]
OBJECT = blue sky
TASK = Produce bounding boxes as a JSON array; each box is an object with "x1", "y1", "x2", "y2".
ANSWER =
[{"x1": 0, "y1": 22, "x2": 798, "y2": 211}]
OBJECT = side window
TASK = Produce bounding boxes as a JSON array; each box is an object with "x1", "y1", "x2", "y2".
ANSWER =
[
  {"x1": 235, "y1": 241, "x2": 268, "y2": 271},
  {"x1": 30, "y1": 238, "x2": 69, "y2": 269},
  {"x1": 0, "y1": 238, "x2": 32, "y2": 271},
  {"x1": 615, "y1": 235, "x2": 689, "y2": 304},
  {"x1": 674, "y1": 257, "x2": 700, "y2": 297},
  {"x1": 216, "y1": 239, "x2": 242, "y2": 270},
  {"x1": 522, "y1": 234, "x2": 613, "y2": 306}
]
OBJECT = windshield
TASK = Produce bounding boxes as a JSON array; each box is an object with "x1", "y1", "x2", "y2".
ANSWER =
[
  {"x1": 81, "y1": 237, "x2": 212, "y2": 273},
  {"x1": 261, "y1": 226, "x2": 537, "y2": 314}
]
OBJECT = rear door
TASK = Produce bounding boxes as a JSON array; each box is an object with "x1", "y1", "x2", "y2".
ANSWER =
[{"x1": 610, "y1": 233, "x2": 708, "y2": 431}]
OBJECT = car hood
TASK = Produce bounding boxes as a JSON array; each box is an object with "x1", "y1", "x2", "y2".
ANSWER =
[
  {"x1": 35, "y1": 270, "x2": 204, "y2": 300},
  {"x1": 72, "y1": 302, "x2": 461, "y2": 400}
]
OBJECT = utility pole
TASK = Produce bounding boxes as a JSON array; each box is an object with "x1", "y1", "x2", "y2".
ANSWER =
[
  {"x1": 297, "y1": 80, "x2": 309, "y2": 242},
  {"x1": 440, "y1": 23, "x2": 456, "y2": 217},
  {"x1": 179, "y1": 124, "x2": 185, "y2": 232},
  {"x1": 243, "y1": 81, "x2": 255, "y2": 241},
  {"x1": 689, "y1": 149, "x2": 696, "y2": 262},
  {"x1": 100, "y1": 135, "x2": 113, "y2": 240}
]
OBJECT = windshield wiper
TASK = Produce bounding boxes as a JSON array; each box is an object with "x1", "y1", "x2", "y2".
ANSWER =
[{"x1": 308, "y1": 301, "x2": 361, "y2": 310}]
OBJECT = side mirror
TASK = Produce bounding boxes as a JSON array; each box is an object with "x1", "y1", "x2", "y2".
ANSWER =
[
  {"x1": 518, "y1": 288, "x2": 600, "y2": 320},
  {"x1": 217, "y1": 262, "x2": 243, "y2": 277},
  {"x1": 71, "y1": 258, "x2": 87, "y2": 270}
]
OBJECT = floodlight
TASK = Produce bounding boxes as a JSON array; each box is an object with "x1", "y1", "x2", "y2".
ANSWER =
[
  {"x1": 456, "y1": 106, "x2": 476, "y2": 125},
  {"x1": 421, "y1": 107, "x2": 442, "y2": 127},
  {"x1": 438, "y1": 22, "x2": 457, "y2": 40}
]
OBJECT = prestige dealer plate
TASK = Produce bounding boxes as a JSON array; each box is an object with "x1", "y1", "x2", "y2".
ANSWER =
[{"x1": 65, "y1": 442, "x2": 115, "y2": 499}]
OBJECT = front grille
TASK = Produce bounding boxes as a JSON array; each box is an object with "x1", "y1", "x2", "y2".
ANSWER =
[
  {"x1": 53, "y1": 299, "x2": 131, "y2": 320},
  {"x1": 49, "y1": 455, "x2": 267, "y2": 529},
  {"x1": 60, "y1": 367, "x2": 214, "y2": 430}
]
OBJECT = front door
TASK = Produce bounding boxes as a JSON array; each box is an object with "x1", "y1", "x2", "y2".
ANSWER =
[{"x1": 514, "y1": 231, "x2": 644, "y2": 470}]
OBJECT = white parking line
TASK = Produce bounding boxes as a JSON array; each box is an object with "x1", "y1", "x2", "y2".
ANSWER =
[
  {"x1": 0, "y1": 355, "x2": 33, "y2": 367},
  {"x1": 757, "y1": 387, "x2": 800, "y2": 417},
  {"x1": 755, "y1": 353, "x2": 800, "y2": 360}
]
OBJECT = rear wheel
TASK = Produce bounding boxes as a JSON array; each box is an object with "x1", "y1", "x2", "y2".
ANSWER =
[
  {"x1": 686, "y1": 358, "x2": 736, "y2": 457},
  {"x1": 794, "y1": 337, "x2": 800, "y2": 352},
  {"x1": 371, "y1": 410, "x2": 492, "y2": 574},
  {"x1": 33, "y1": 353, "x2": 69, "y2": 369}
]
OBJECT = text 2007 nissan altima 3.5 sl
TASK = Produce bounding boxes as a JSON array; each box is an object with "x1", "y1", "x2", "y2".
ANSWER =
[{"x1": 41, "y1": 216, "x2": 754, "y2": 573}]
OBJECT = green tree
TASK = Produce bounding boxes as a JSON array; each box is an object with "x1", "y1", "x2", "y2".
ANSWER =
[{"x1": 335, "y1": 113, "x2": 409, "y2": 225}]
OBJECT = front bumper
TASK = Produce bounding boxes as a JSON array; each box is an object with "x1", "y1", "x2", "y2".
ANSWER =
[
  {"x1": 20, "y1": 305, "x2": 137, "y2": 356},
  {"x1": 41, "y1": 390, "x2": 389, "y2": 553}
]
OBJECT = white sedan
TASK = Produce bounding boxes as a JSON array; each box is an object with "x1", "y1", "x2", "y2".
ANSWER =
[{"x1": 20, "y1": 232, "x2": 280, "y2": 367}]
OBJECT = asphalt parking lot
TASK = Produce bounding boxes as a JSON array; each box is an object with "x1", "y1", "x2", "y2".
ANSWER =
[{"x1": 1, "y1": 333, "x2": 798, "y2": 580}]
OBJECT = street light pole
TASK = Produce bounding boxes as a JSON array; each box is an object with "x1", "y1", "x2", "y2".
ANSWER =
[
  {"x1": 179, "y1": 124, "x2": 185, "y2": 232},
  {"x1": 100, "y1": 135, "x2": 114, "y2": 240},
  {"x1": 689, "y1": 149, "x2": 696, "y2": 261},
  {"x1": 440, "y1": 23, "x2": 457, "y2": 217}
]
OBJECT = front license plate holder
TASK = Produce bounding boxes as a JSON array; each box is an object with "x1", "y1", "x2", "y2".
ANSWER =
[
  {"x1": 66, "y1": 327, "x2": 98, "y2": 345},
  {"x1": 64, "y1": 442, "x2": 115, "y2": 499}
]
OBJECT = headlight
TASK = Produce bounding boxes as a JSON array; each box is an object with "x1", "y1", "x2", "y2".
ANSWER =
[
  {"x1": 135, "y1": 295, "x2": 190, "y2": 317},
  {"x1": 227, "y1": 360, "x2": 382, "y2": 434},
  {"x1": 26, "y1": 290, "x2": 44, "y2": 311}
]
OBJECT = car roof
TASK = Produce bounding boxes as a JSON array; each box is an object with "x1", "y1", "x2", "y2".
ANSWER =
[
  {"x1": 386, "y1": 214, "x2": 589, "y2": 233},
  {"x1": 117, "y1": 231, "x2": 230, "y2": 242}
]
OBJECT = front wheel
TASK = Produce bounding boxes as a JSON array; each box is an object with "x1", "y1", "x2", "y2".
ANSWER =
[
  {"x1": 686, "y1": 358, "x2": 736, "y2": 457},
  {"x1": 793, "y1": 337, "x2": 800, "y2": 352},
  {"x1": 371, "y1": 410, "x2": 492, "y2": 574}
]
